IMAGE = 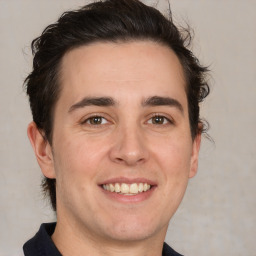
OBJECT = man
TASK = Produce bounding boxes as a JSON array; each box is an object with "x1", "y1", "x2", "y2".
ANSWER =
[{"x1": 23, "y1": 0, "x2": 209, "y2": 255}]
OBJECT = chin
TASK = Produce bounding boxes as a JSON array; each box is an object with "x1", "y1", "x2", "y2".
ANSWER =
[{"x1": 100, "y1": 216, "x2": 167, "y2": 243}]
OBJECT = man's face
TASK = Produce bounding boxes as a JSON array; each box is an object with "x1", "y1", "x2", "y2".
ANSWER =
[{"x1": 39, "y1": 41, "x2": 200, "y2": 242}]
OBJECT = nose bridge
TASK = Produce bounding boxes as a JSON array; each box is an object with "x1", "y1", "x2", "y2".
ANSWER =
[{"x1": 110, "y1": 119, "x2": 148, "y2": 165}]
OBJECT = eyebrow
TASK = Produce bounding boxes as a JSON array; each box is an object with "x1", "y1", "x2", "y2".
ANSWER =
[
  {"x1": 142, "y1": 96, "x2": 184, "y2": 114},
  {"x1": 69, "y1": 97, "x2": 115, "y2": 112},
  {"x1": 68, "y1": 95, "x2": 183, "y2": 114}
]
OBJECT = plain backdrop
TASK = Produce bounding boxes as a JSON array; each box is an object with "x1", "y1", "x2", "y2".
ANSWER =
[{"x1": 0, "y1": 1, "x2": 255, "y2": 255}]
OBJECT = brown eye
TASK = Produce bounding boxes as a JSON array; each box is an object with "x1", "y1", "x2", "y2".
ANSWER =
[
  {"x1": 86, "y1": 116, "x2": 107, "y2": 125},
  {"x1": 150, "y1": 115, "x2": 169, "y2": 125}
]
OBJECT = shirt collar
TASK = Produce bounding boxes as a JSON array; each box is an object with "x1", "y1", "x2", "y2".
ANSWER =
[{"x1": 23, "y1": 222, "x2": 182, "y2": 256}]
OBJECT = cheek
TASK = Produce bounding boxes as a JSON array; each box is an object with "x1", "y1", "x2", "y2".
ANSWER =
[
  {"x1": 152, "y1": 134, "x2": 193, "y2": 172},
  {"x1": 151, "y1": 133, "x2": 193, "y2": 192},
  {"x1": 52, "y1": 137, "x2": 106, "y2": 208},
  {"x1": 150, "y1": 136, "x2": 192, "y2": 221},
  {"x1": 53, "y1": 135, "x2": 109, "y2": 180}
]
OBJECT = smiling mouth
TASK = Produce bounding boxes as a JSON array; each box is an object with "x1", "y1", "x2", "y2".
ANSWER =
[{"x1": 102, "y1": 182, "x2": 151, "y2": 195}]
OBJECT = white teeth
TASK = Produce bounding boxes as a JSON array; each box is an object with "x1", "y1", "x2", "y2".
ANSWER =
[
  {"x1": 109, "y1": 184, "x2": 115, "y2": 192},
  {"x1": 114, "y1": 183, "x2": 121, "y2": 193},
  {"x1": 121, "y1": 183, "x2": 129, "y2": 194},
  {"x1": 138, "y1": 183, "x2": 144, "y2": 192},
  {"x1": 102, "y1": 182, "x2": 152, "y2": 195},
  {"x1": 130, "y1": 183, "x2": 139, "y2": 194}
]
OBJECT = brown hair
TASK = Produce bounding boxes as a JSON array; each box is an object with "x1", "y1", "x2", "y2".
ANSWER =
[{"x1": 24, "y1": 0, "x2": 209, "y2": 211}]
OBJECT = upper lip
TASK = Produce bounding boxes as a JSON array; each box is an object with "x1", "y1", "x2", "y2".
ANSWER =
[{"x1": 100, "y1": 177, "x2": 157, "y2": 186}]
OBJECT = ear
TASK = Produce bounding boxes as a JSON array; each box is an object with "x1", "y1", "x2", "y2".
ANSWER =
[
  {"x1": 27, "y1": 122, "x2": 56, "y2": 178},
  {"x1": 189, "y1": 131, "x2": 201, "y2": 178}
]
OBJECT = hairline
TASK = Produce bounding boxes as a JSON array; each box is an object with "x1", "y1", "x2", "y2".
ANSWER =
[{"x1": 47, "y1": 38, "x2": 198, "y2": 144}]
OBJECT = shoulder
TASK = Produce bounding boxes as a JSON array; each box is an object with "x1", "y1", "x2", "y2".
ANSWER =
[
  {"x1": 163, "y1": 242, "x2": 184, "y2": 256},
  {"x1": 23, "y1": 223, "x2": 61, "y2": 256}
]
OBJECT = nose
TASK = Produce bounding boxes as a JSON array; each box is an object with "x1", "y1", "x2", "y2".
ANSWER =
[{"x1": 109, "y1": 125, "x2": 149, "y2": 166}]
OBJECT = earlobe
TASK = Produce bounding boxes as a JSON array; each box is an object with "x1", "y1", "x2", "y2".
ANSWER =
[
  {"x1": 27, "y1": 122, "x2": 56, "y2": 179},
  {"x1": 189, "y1": 132, "x2": 201, "y2": 178}
]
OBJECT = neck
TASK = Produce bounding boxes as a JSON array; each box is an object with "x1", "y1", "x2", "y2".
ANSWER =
[{"x1": 52, "y1": 216, "x2": 167, "y2": 256}]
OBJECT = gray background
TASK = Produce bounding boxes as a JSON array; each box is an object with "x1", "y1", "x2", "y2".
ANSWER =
[{"x1": 0, "y1": 0, "x2": 255, "y2": 255}]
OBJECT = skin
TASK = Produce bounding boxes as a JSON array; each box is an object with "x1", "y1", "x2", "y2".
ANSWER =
[{"x1": 28, "y1": 41, "x2": 201, "y2": 256}]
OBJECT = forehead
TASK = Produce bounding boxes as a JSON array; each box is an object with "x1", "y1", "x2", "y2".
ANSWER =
[{"x1": 58, "y1": 41, "x2": 186, "y2": 106}]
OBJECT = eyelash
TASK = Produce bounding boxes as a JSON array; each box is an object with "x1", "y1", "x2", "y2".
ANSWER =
[
  {"x1": 80, "y1": 113, "x2": 174, "y2": 127},
  {"x1": 146, "y1": 114, "x2": 174, "y2": 126},
  {"x1": 80, "y1": 114, "x2": 110, "y2": 127}
]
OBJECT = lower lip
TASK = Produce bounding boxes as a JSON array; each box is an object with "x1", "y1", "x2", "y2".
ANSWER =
[{"x1": 100, "y1": 186, "x2": 156, "y2": 203}]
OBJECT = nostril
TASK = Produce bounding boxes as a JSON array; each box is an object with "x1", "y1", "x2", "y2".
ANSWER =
[
  {"x1": 137, "y1": 158, "x2": 145, "y2": 163},
  {"x1": 109, "y1": 138, "x2": 149, "y2": 165},
  {"x1": 114, "y1": 156, "x2": 145, "y2": 166},
  {"x1": 116, "y1": 157, "x2": 124, "y2": 163}
]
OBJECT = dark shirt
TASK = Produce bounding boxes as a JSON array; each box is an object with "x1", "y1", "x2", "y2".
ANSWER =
[{"x1": 23, "y1": 223, "x2": 183, "y2": 256}]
